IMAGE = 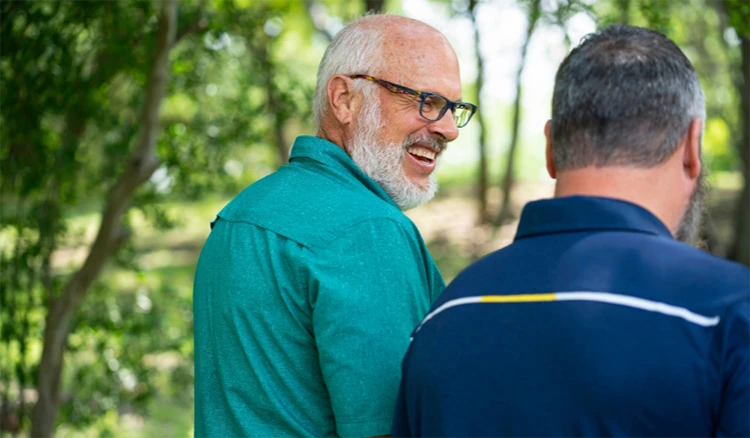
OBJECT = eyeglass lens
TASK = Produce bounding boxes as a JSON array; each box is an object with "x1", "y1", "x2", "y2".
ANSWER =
[
  {"x1": 420, "y1": 95, "x2": 472, "y2": 127},
  {"x1": 454, "y1": 104, "x2": 472, "y2": 127}
]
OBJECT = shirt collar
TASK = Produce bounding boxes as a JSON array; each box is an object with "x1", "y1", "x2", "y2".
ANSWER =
[
  {"x1": 289, "y1": 135, "x2": 399, "y2": 209},
  {"x1": 514, "y1": 196, "x2": 673, "y2": 241}
]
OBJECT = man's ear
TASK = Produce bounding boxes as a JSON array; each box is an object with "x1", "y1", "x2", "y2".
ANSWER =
[
  {"x1": 545, "y1": 120, "x2": 556, "y2": 179},
  {"x1": 683, "y1": 118, "x2": 702, "y2": 181},
  {"x1": 326, "y1": 75, "x2": 358, "y2": 125}
]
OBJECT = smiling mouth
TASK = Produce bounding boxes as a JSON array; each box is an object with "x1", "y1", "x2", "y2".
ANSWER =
[{"x1": 407, "y1": 145, "x2": 437, "y2": 165}]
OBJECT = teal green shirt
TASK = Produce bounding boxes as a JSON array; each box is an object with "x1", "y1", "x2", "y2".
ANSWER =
[{"x1": 193, "y1": 136, "x2": 445, "y2": 437}]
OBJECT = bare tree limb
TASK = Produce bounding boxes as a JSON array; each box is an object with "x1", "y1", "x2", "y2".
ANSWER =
[
  {"x1": 363, "y1": 0, "x2": 386, "y2": 13},
  {"x1": 254, "y1": 33, "x2": 291, "y2": 165},
  {"x1": 730, "y1": 34, "x2": 750, "y2": 265},
  {"x1": 172, "y1": 0, "x2": 208, "y2": 48},
  {"x1": 495, "y1": 0, "x2": 542, "y2": 225},
  {"x1": 469, "y1": 0, "x2": 491, "y2": 225},
  {"x1": 30, "y1": 1, "x2": 178, "y2": 436},
  {"x1": 173, "y1": 17, "x2": 208, "y2": 47}
]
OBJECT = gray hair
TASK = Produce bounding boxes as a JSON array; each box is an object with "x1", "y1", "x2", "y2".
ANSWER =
[
  {"x1": 551, "y1": 25, "x2": 705, "y2": 171},
  {"x1": 312, "y1": 17, "x2": 385, "y2": 130}
]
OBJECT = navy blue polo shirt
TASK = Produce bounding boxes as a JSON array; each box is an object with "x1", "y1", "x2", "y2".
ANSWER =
[{"x1": 393, "y1": 196, "x2": 750, "y2": 437}]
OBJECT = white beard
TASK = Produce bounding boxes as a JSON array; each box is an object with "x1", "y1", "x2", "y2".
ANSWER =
[
  {"x1": 675, "y1": 169, "x2": 706, "y2": 245},
  {"x1": 347, "y1": 95, "x2": 440, "y2": 211}
]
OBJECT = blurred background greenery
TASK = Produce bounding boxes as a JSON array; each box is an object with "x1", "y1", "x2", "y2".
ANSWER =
[{"x1": 1, "y1": 0, "x2": 748, "y2": 436}]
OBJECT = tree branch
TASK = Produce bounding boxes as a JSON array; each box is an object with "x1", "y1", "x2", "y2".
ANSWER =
[
  {"x1": 469, "y1": 0, "x2": 490, "y2": 224},
  {"x1": 172, "y1": 0, "x2": 208, "y2": 48},
  {"x1": 172, "y1": 17, "x2": 208, "y2": 48},
  {"x1": 30, "y1": 1, "x2": 178, "y2": 436},
  {"x1": 495, "y1": 0, "x2": 542, "y2": 225}
]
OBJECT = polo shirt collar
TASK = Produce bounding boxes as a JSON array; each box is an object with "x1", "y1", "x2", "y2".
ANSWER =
[
  {"x1": 289, "y1": 135, "x2": 399, "y2": 209},
  {"x1": 515, "y1": 196, "x2": 673, "y2": 241}
]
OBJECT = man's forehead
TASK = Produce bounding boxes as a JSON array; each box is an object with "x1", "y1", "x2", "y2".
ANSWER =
[
  {"x1": 379, "y1": 42, "x2": 462, "y2": 99},
  {"x1": 352, "y1": 16, "x2": 461, "y2": 99},
  {"x1": 383, "y1": 24, "x2": 449, "y2": 51},
  {"x1": 359, "y1": 14, "x2": 440, "y2": 36}
]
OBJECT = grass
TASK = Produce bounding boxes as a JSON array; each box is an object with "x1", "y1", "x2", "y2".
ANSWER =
[{"x1": 127, "y1": 396, "x2": 193, "y2": 438}]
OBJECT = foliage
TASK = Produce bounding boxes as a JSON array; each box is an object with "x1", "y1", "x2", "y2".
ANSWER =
[
  {"x1": 1, "y1": 0, "x2": 320, "y2": 434},
  {"x1": 1, "y1": 0, "x2": 747, "y2": 435},
  {"x1": 724, "y1": 0, "x2": 750, "y2": 37},
  {"x1": 1, "y1": 1, "x2": 163, "y2": 432}
]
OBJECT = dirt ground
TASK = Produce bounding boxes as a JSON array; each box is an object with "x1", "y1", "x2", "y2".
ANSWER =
[{"x1": 406, "y1": 181, "x2": 556, "y2": 280}]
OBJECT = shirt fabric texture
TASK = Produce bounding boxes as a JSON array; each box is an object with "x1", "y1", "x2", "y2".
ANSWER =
[
  {"x1": 193, "y1": 135, "x2": 444, "y2": 438},
  {"x1": 393, "y1": 196, "x2": 750, "y2": 437}
]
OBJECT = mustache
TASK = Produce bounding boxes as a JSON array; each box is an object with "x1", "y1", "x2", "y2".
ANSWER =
[{"x1": 402, "y1": 134, "x2": 447, "y2": 153}]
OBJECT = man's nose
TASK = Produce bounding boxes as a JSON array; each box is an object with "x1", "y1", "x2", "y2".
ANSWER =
[{"x1": 427, "y1": 112, "x2": 459, "y2": 142}]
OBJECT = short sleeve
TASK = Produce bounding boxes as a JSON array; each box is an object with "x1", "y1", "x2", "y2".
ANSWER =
[
  {"x1": 391, "y1": 362, "x2": 413, "y2": 437},
  {"x1": 309, "y1": 218, "x2": 433, "y2": 437},
  {"x1": 716, "y1": 300, "x2": 750, "y2": 437}
]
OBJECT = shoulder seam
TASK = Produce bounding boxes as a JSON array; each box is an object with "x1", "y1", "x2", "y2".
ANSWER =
[
  {"x1": 312, "y1": 216, "x2": 415, "y2": 251},
  {"x1": 214, "y1": 215, "x2": 415, "y2": 251},
  {"x1": 213, "y1": 216, "x2": 317, "y2": 250}
]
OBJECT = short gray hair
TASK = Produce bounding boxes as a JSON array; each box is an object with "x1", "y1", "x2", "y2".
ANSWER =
[
  {"x1": 312, "y1": 17, "x2": 385, "y2": 130},
  {"x1": 551, "y1": 25, "x2": 705, "y2": 171}
]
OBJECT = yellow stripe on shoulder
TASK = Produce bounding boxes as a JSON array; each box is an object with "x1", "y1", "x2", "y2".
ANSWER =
[{"x1": 479, "y1": 293, "x2": 556, "y2": 303}]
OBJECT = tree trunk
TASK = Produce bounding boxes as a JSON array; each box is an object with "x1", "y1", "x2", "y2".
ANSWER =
[
  {"x1": 29, "y1": 1, "x2": 178, "y2": 435},
  {"x1": 496, "y1": 0, "x2": 541, "y2": 225},
  {"x1": 730, "y1": 35, "x2": 749, "y2": 266},
  {"x1": 364, "y1": 0, "x2": 386, "y2": 13},
  {"x1": 469, "y1": 0, "x2": 490, "y2": 224},
  {"x1": 255, "y1": 32, "x2": 290, "y2": 166},
  {"x1": 617, "y1": 0, "x2": 631, "y2": 24}
]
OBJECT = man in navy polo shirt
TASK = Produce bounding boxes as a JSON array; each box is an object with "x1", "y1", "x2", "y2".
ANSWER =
[{"x1": 393, "y1": 25, "x2": 749, "y2": 437}]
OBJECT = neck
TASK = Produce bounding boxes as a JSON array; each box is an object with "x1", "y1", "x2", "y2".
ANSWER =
[
  {"x1": 316, "y1": 120, "x2": 349, "y2": 153},
  {"x1": 554, "y1": 165, "x2": 685, "y2": 235}
]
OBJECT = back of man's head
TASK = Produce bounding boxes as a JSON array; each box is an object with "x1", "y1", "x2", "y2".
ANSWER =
[{"x1": 551, "y1": 25, "x2": 705, "y2": 172}]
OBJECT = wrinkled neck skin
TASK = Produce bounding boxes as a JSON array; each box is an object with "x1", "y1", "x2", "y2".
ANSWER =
[{"x1": 317, "y1": 121, "x2": 350, "y2": 152}]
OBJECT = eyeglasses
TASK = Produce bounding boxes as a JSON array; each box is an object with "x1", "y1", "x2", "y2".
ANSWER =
[{"x1": 348, "y1": 74, "x2": 477, "y2": 128}]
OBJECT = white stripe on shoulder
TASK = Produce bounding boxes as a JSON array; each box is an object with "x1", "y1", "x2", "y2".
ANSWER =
[
  {"x1": 554, "y1": 292, "x2": 720, "y2": 327},
  {"x1": 411, "y1": 291, "x2": 720, "y2": 340},
  {"x1": 418, "y1": 297, "x2": 482, "y2": 330}
]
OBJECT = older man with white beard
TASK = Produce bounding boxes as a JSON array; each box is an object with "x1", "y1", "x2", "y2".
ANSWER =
[{"x1": 192, "y1": 14, "x2": 476, "y2": 438}]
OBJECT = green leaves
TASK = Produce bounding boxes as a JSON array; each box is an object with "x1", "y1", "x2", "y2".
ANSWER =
[
  {"x1": 724, "y1": 0, "x2": 750, "y2": 38},
  {"x1": 2, "y1": 0, "x2": 324, "y2": 433}
]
